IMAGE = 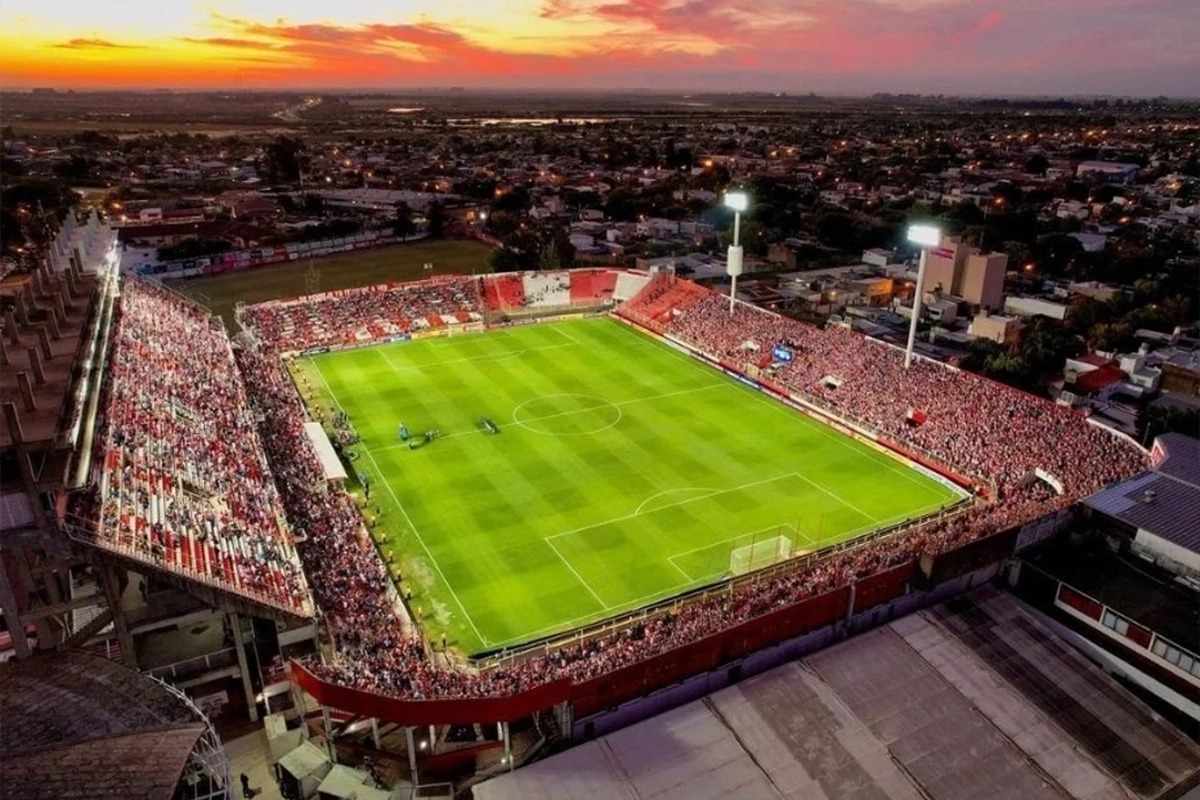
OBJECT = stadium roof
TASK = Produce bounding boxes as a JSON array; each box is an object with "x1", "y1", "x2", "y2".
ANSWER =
[
  {"x1": 1083, "y1": 433, "x2": 1200, "y2": 555},
  {"x1": 0, "y1": 650, "x2": 207, "y2": 800},
  {"x1": 476, "y1": 588, "x2": 1200, "y2": 800}
]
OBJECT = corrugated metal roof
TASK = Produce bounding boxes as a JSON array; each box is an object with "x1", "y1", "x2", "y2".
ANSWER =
[
  {"x1": 1155, "y1": 433, "x2": 1200, "y2": 487},
  {"x1": 0, "y1": 650, "x2": 205, "y2": 800},
  {"x1": 1084, "y1": 434, "x2": 1200, "y2": 554}
]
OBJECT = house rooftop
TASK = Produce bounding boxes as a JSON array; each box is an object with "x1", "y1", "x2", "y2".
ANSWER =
[{"x1": 1082, "y1": 434, "x2": 1200, "y2": 557}]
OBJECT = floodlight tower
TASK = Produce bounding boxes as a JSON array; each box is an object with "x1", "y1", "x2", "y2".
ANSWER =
[
  {"x1": 724, "y1": 190, "x2": 749, "y2": 314},
  {"x1": 904, "y1": 223, "x2": 942, "y2": 370}
]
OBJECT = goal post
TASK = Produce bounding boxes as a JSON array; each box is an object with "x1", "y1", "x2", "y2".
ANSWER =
[{"x1": 730, "y1": 533, "x2": 793, "y2": 576}]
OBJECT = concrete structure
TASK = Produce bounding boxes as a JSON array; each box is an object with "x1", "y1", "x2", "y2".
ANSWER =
[
  {"x1": 1161, "y1": 351, "x2": 1200, "y2": 397},
  {"x1": 845, "y1": 276, "x2": 893, "y2": 307},
  {"x1": 962, "y1": 251, "x2": 1007, "y2": 310},
  {"x1": 1005, "y1": 295, "x2": 1071, "y2": 322},
  {"x1": 861, "y1": 247, "x2": 894, "y2": 269},
  {"x1": 922, "y1": 239, "x2": 1007, "y2": 310},
  {"x1": 1083, "y1": 433, "x2": 1200, "y2": 579},
  {"x1": 1076, "y1": 161, "x2": 1140, "y2": 183},
  {"x1": 474, "y1": 587, "x2": 1200, "y2": 800},
  {"x1": 970, "y1": 312, "x2": 1023, "y2": 345}
]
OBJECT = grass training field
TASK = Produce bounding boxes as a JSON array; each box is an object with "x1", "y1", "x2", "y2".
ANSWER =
[
  {"x1": 296, "y1": 317, "x2": 962, "y2": 656},
  {"x1": 170, "y1": 239, "x2": 492, "y2": 324}
]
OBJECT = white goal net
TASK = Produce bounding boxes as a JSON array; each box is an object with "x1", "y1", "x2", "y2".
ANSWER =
[{"x1": 730, "y1": 534, "x2": 793, "y2": 576}]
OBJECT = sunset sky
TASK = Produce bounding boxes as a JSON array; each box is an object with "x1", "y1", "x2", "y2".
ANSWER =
[{"x1": 1, "y1": 0, "x2": 1197, "y2": 95}]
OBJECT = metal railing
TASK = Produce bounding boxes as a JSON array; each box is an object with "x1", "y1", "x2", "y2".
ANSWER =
[
  {"x1": 148, "y1": 647, "x2": 239, "y2": 680},
  {"x1": 58, "y1": 514, "x2": 314, "y2": 618},
  {"x1": 149, "y1": 675, "x2": 232, "y2": 800}
]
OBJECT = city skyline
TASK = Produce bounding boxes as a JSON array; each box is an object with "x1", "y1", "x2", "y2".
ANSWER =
[{"x1": 1, "y1": 0, "x2": 1198, "y2": 96}]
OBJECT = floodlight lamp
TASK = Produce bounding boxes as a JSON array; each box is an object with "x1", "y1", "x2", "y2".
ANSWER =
[
  {"x1": 906, "y1": 223, "x2": 941, "y2": 248},
  {"x1": 723, "y1": 191, "x2": 749, "y2": 212}
]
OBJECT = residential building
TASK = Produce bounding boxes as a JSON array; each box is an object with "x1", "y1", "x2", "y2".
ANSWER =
[{"x1": 969, "y1": 313, "x2": 1022, "y2": 345}]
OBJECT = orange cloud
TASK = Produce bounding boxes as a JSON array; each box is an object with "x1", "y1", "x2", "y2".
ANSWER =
[
  {"x1": 0, "y1": 0, "x2": 1195, "y2": 94},
  {"x1": 53, "y1": 38, "x2": 145, "y2": 49}
]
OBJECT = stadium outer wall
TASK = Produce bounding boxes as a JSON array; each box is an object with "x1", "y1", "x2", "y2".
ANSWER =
[{"x1": 284, "y1": 305, "x2": 1055, "y2": 735}]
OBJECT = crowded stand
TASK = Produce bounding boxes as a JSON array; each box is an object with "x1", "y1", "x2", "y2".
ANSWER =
[
  {"x1": 639, "y1": 286, "x2": 1145, "y2": 499},
  {"x1": 482, "y1": 270, "x2": 618, "y2": 313},
  {"x1": 228, "y1": 271, "x2": 1146, "y2": 703},
  {"x1": 241, "y1": 277, "x2": 483, "y2": 352},
  {"x1": 74, "y1": 279, "x2": 311, "y2": 614},
  {"x1": 245, "y1": 272, "x2": 623, "y2": 354}
]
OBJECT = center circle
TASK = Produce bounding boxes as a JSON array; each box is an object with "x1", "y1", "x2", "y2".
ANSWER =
[{"x1": 511, "y1": 393, "x2": 622, "y2": 436}]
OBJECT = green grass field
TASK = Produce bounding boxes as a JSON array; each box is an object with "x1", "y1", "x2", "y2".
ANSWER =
[
  {"x1": 296, "y1": 317, "x2": 962, "y2": 655},
  {"x1": 169, "y1": 239, "x2": 492, "y2": 324}
]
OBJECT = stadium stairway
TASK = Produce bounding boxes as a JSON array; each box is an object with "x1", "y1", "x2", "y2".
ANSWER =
[{"x1": 483, "y1": 274, "x2": 526, "y2": 311}]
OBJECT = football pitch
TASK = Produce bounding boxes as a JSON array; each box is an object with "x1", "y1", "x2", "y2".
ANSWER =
[{"x1": 296, "y1": 317, "x2": 963, "y2": 655}]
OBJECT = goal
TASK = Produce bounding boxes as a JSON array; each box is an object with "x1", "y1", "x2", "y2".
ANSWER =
[{"x1": 730, "y1": 534, "x2": 794, "y2": 576}]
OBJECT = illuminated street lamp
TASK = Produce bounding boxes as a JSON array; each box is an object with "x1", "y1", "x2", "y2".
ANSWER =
[
  {"x1": 904, "y1": 223, "x2": 941, "y2": 370},
  {"x1": 724, "y1": 190, "x2": 749, "y2": 314}
]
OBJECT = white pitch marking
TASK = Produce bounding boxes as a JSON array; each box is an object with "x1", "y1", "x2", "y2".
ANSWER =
[
  {"x1": 310, "y1": 359, "x2": 490, "y2": 647},
  {"x1": 545, "y1": 472, "x2": 798, "y2": 543},
  {"x1": 545, "y1": 538, "x2": 609, "y2": 610}
]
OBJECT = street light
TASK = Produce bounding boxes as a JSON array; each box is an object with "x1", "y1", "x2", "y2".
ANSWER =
[
  {"x1": 904, "y1": 223, "x2": 941, "y2": 370},
  {"x1": 724, "y1": 190, "x2": 749, "y2": 314}
]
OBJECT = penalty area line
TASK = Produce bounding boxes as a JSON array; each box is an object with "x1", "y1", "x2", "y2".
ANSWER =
[{"x1": 544, "y1": 538, "x2": 609, "y2": 611}]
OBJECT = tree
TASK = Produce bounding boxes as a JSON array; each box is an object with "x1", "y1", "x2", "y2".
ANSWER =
[
  {"x1": 492, "y1": 186, "x2": 531, "y2": 214},
  {"x1": 488, "y1": 247, "x2": 522, "y2": 273},
  {"x1": 303, "y1": 194, "x2": 325, "y2": 214},
  {"x1": 484, "y1": 210, "x2": 519, "y2": 238},
  {"x1": 538, "y1": 242, "x2": 560, "y2": 270},
  {"x1": 960, "y1": 338, "x2": 1004, "y2": 372},
  {"x1": 718, "y1": 219, "x2": 770, "y2": 257},
  {"x1": 1024, "y1": 154, "x2": 1049, "y2": 176},
  {"x1": 603, "y1": 188, "x2": 639, "y2": 222},
  {"x1": 52, "y1": 155, "x2": 92, "y2": 182},
  {"x1": 263, "y1": 136, "x2": 306, "y2": 184},
  {"x1": 1019, "y1": 316, "x2": 1081, "y2": 380},
  {"x1": 1137, "y1": 407, "x2": 1195, "y2": 443},
  {"x1": 393, "y1": 202, "x2": 416, "y2": 239},
  {"x1": 1086, "y1": 321, "x2": 1135, "y2": 352},
  {"x1": 426, "y1": 200, "x2": 446, "y2": 239},
  {"x1": 1138, "y1": 405, "x2": 1199, "y2": 446},
  {"x1": 548, "y1": 226, "x2": 576, "y2": 268},
  {"x1": 982, "y1": 351, "x2": 1032, "y2": 386},
  {"x1": 1032, "y1": 233, "x2": 1084, "y2": 274}
]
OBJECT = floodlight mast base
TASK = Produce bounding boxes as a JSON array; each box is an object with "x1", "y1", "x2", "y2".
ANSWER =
[{"x1": 727, "y1": 212, "x2": 743, "y2": 315}]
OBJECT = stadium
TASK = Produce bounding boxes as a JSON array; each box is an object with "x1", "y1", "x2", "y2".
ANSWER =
[{"x1": 2, "y1": 214, "x2": 1196, "y2": 799}]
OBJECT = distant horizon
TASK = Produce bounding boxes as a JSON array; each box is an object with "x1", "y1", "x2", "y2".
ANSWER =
[
  {"x1": 2, "y1": 1, "x2": 1197, "y2": 96},
  {"x1": 4, "y1": 85, "x2": 1199, "y2": 101}
]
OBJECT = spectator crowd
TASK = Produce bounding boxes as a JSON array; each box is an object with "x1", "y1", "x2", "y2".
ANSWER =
[
  {"x1": 242, "y1": 277, "x2": 483, "y2": 352},
  {"x1": 218, "y1": 273, "x2": 1147, "y2": 703},
  {"x1": 629, "y1": 284, "x2": 1144, "y2": 500},
  {"x1": 74, "y1": 280, "x2": 310, "y2": 614}
]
